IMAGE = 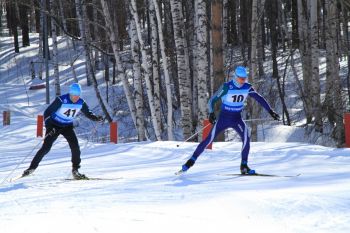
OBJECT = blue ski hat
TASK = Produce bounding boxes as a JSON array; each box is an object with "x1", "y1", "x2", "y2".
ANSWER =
[
  {"x1": 234, "y1": 66, "x2": 248, "y2": 78},
  {"x1": 69, "y1": 83, "x2": 82, "y2": 96},
  {"x1": 232, "y1": 66, "x2": 248, "y2": 88}
]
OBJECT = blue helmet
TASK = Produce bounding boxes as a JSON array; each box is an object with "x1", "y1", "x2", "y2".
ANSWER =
[
  {"x1": 69, "y1": 83, "x2": 82, "y2": 96},
  {"x1": 235, "y1": 66, "x2": 248, "y2": 78}
]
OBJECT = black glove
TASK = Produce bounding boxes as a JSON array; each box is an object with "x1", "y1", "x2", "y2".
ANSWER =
[
  {"x1": 208, "y1": 112, "x2": 217, "y2": 124},
  {"x1": 269, "y1": 110, "x2": 280, "y2": 121},
  {"x1": 93, "y1": 115, "x2": 104, "y2": 122}
]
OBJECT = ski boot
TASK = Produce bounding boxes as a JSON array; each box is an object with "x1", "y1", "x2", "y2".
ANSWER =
[
  {"x1": 22, "y1": 168, "x2": 35, "y2": 177},
  {"x1": 240, "y1": 161, "x2": 256, "y2": 175},
  {"x1": 72, "y1": 168, "x2": 88, "y2": 180}
]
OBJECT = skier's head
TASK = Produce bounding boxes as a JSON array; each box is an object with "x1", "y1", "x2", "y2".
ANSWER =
[
  {"x1": 232, "y1": 66, "x2": 248, "y2": 87},
  {"x1": 69, "y1": 83, "x2": 81, "y2": 102}
]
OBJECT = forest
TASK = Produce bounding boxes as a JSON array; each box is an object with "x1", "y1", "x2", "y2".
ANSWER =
[{"x1": 1, "y1": 0, "x2": 350, "y2": 147}]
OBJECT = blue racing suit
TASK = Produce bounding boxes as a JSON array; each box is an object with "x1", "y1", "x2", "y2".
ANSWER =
[{"x1": 183, "y1": 80, "x2": 274, "y2": 171}]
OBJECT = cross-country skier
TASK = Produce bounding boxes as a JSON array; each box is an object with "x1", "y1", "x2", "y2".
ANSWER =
[
  {"x1": 22, "y1": 83, "x2": 103, "y2": 179},
  {"x1": 177, "y1": 66, "x2": 280, "y2": 175}
]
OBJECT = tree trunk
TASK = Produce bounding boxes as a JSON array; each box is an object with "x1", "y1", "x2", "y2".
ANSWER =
[
  {"x1": 129, "y1": 18, "x2": 146, "y2": 141},
  {"x1": 100, "y1": 0, "x2": 137, "y2": 126},
  {"x1": 149, "y1": 0, "x2": 162, "y2": 137},
  {"x1": 170, "y1": 0, "x2": 193, "y2": 139},
  {"x1": 19, "y1": 0, "x2": 30, "y2": 47},
  {"x1": 50, "y1": 0, "x2": 60, "y2": 96},
  {"x1": 297, "y1": 0, "x2": 313, "y2": 123},
  {"x1": 249, "y1": 0, "x2": 259, "y2": 142},
  {"x1": 195, "y1": 0, "x2": 209, "y2": 140},
  {"x1": 74, "y1": 0, "x2": 92, "y2": 86},
  {"x1": 151, "y1": 0, "x2": 174, "y2": 140},
  {"x1": 309, "y1": 0, "x2": 322, "y2": 132},
  {"x1": 325, "y1": 0, "x2": 344, "y2": 147},
  {"x1": 211, "y1": 0, "x2": 225, "y2": 141},
  {"x1": 130, "y1": 0, "x2": 162, "y2": 140},
  {"x1": 58, "y1": 0, "x2": 78, "y2": 83}
]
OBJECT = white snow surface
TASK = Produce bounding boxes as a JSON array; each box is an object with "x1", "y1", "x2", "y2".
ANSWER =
[{"x1": 1, "y1": 97, "x2": 350, "y2": 233}]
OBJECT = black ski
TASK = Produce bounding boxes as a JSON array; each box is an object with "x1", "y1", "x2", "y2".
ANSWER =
[
  {"x1": 220, "y1": 173, "x2": 301, "y2": 178},
  {"x1": 65, "y1": 177, "x2": 122, "y2": 181}
]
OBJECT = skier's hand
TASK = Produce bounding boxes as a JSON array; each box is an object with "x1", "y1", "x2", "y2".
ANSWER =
[
  {"x1": 208, "y1": 112, "x2": 217, "y2": 124},
  {"x1": 269, "y1": 110, "x2": 280, "y2": 121},
  {"x1": 94, "y1": 115, "x2": 104, "y2": 122}
]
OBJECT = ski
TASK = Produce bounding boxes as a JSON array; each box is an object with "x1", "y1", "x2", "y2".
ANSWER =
[
  {"x1": 8, "y1": 174, "x2": 29, "y2": 182},
  {"x1": 220, "y1": 173, "x2": 301, "y2": 178},
  {"x1": 64, "y1": 177, "x2": 122, "y2": 181}
]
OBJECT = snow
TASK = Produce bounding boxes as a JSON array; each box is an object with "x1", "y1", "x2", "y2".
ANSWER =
[
  {"x1": 1, "y1": 109, "x2": 350, "y2": 233},
  {"x1": 1, "y1": 31, "x2": 350, "y2": 233}
]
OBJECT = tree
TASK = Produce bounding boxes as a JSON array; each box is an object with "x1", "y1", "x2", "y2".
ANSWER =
[
  {"x1": 170, "y1": 0, "x2": 193, "y2": 139},
  {"x1": 130, "y1": 0, "x2": 162, "y2": 140},
  {"x1": 325, "y1": 0, "x2": 344, "y2": 146},
  {"x1": 151, "y1": 0, "x2": 174, "y2": 140},
  {"x1": 195, "y1": 0, "x2": 209, "y2": 139}
]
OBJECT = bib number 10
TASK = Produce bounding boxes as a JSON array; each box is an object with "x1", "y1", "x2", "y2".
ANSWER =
[
  {"x1": 231, "y1": 94, "x2": 244, "y2": 102},
  {"x1": 63, "y1": 109, "x2": 77, "y2": 118}
]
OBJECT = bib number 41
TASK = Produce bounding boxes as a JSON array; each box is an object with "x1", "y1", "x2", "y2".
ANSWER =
[{"x1": 63, "y1": 109, "x2": 77, "y2": 117}]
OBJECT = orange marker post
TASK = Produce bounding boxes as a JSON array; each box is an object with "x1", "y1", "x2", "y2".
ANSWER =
[
  {"x1": 110, "y1": 122, "x2": 118, "y2": 144},
  {"x1": 344, "y1": 113, "x2": 350, "y2": 147},
  {"x1": 202, "y1": 119, "x2": 213, "y2": 149},
  {"x1": 37, "y1": 115, "x2": 44, "y2": 137}
]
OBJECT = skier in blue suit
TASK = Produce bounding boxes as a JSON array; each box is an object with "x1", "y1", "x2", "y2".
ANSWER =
[
  {"x1": 22, "y1": 83, "x2": 103, "y2": 179},
  {"x1": 177, "y1": 66, "x2": 280, "y2": 175}
]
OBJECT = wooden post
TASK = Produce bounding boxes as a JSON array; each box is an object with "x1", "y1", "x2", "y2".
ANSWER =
[
  {"x1": 3, "y1": 111, "x2": 10, "y2": 126},
  {"x1": 202, "y1": 119, "x2": 213, "y2": 149},
  {"x1": 110, "y1": 122, "x2": 118, "y2": 143},
  {"x1": 37, "y1": 115, "x2": 44, "y2": 137},
  {"x1": 344, "y1": 113, "x2": 350, "y2": 147}
]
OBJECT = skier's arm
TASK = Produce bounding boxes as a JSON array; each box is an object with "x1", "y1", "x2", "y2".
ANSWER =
[
  {"x1": 81, "y1": 102, "x2": 102, "y2": 121},
  {"x1": 248, "y1": 87, "x2": 273, "y2": 112},
  {"x1": 44, "y1": 97, "x2": 62, "y2": 122},
  {"x1": 208, "y1": 83, "x2": 228, "y2": 113}
]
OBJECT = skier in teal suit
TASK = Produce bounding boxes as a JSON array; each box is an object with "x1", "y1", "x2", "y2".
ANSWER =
[{"x1": 177, "y1": 66, "x2": 280, "y2": 175}]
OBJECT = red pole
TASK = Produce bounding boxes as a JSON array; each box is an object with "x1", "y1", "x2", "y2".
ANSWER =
[
  {"x1": 110, "y1": 122, "x2": 118, "y2": 143},
  {"x1": 344, "y1": 113, "x2": 350, "y2": 147},
  {"x1": 3, "y1": 111, "x2": 10, "y2": 126},
  {"x1": 202, "y1": 119, "x2": 213, "y2": 149},
  {"x1": 37, "y1": 115, "x2": 44, "y2": 137}
]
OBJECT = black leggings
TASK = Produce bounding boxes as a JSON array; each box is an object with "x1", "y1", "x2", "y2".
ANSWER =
[{"x1": 29, "y1": 125, "x2": 81, "y2": 170}]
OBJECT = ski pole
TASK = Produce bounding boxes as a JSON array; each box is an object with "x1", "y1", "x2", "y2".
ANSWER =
[
  {"x1": 176, "y1": 123, "x2": 212, "y2": 147},
  {"x1": 244, "y1": 118, "x2": 274, "y2": 122},
  {"x1": 0, "y1": 128, "x2": 58, "y2": 185}
]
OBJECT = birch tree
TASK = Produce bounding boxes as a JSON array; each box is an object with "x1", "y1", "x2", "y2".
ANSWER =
[
  {"x1": 249, "y1": 0, "x2": 259, "y2": 141},
  {"x1": 309, "y1": 0, "x2": 322, "y2": 132},
  {"x1": 129, "y1": 18, "x2": 146, "y2": 141},
  {"x1": 151, "y1": 0, "x2": 174, "y2": 140},
  {"x1": 170, "y1": 0, "x2": 193, "y2": 139},
  {"x1": 100, "y1": 0, "x2": 138, "y2": 127},
  {"x1": 74, "y1": 0, "x2": 92, "y2": 86},
  {"x1": 130, "y1": 0, "x2": 162, "y2": 140},
  {"x1": 148, "y1": 0, "x2": 162, "y2": 136},
  {"x1": 297, "y1": 0, "x2": 313, "y2": 123},
  {"x1": 325, "y1": 0, "x2": 344, "y2": 146},
  {"x1": 195, "y1": 0, "x2": 209, "y2": 139}
]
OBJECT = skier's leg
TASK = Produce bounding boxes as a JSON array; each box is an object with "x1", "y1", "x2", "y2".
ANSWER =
[
  {"x1": 182, "y1": 116, "x2": 229, "y2": 171},
  {"x1": 61, "y1": 127, "x2": 81, "y2": 170},
  {"x1": 28, "y1": 126, "x2": 60, "y2": 169},
  {"x1": 232, "y1": 119, "x2": 250, "y2": 162}
]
